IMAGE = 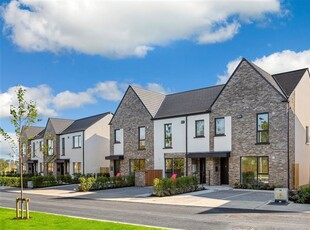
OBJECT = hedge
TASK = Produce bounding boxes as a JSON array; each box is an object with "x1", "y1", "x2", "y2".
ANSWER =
[
  {"x1": 153, "y1": 176, "x2": 199, "y2": 197},
  {"x1": 77, "y1": 174, "x2": 135, "y2": 192},
  {"x1": 289, "y1": 186, "x2": 310, "y2": 204}
]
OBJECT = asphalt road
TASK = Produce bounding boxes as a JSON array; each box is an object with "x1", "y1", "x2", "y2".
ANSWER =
[{"x1": 1, "y1": 189, "x2": 310, "y2": 230}]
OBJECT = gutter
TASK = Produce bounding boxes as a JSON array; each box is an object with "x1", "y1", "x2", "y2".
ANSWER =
[
  {"x1": 82, "y1": 131, "x2": 85, "y2": 175},
  {"x1": 185, "y1": 116, "x2": 188, "y2": 176}
]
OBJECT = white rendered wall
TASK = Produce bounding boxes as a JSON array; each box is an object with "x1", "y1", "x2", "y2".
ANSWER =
[
  {"x1": 60, "y1": 131, "x2": 83, "y2": 174},
  {"x1": 84, "y1": 114, "x2": 112, "y2": 173},
  {"x1": 294, "y1": 72, "x2": 310, "y2": 186},
  {"x1": 30, "y1": 138, "x2": 44, "y2": 173},
  {"x1": 188, "y1": 114, "x2": 210, "y2": 152},
  {"x1": 214, "y1": 116, "x2": 232, "y2": 151},
  {"x1": 113, "y1": 128, "x2": 124, "y2": 155}
]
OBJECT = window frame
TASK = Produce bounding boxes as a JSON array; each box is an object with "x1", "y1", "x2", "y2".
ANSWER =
[
  {"x1": 138, "y1": 126, "x2": 146, "y2": 150},
  {"x1": 215, "y1": 117, "x2": 225, "y2": 136},
  {"x1": 129, "y1": 159, "x2": 146, "y2": 173},
  {"x1": 164, "y1": 123, "x2": 172, "y2": 148},
  {"x1": 47, "y1": 139, "x2": 54, "y2": 156},
  {"x1": 306, "y1": 126, "x2": 310, "y2": 144},
  {"x1": 73, "y1": 162, "x2": 81, "y2": 174},
  {"x1": 61, "y1": 137, "x2": 65, "y2": 156},
  {"x1": 195, "y1": 120, "x2": 205, "y2": 138},
  {"x1": 73, "y1": 135, "x2": 82, "y2": 148},
  {"x1": 256, "y1": 112, "x2": 270, "y2": 144},
  {"x1": 32, "y1": 142, "x2": 35, "y2": 157},
  {"x1": 240, "y1": 156, "x2": 269, "y2": 185},
  {"x1": 164, "y1": 158, "x2": 185, "y2": 178},
  {"x1": 114, "y1": 129, "x2": 121, "y2": 144}
]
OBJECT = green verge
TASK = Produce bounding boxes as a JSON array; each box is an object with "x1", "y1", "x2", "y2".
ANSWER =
[{"x1": 0, "y1": 207, "x2": 162, "y2": 230}]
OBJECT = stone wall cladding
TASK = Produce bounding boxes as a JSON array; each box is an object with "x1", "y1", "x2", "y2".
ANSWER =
[
  {"x1": 210, "y1": 60, "x2": 291, "y2": 187},
  {"x1": 110, "y1": 87, "x2": 155, "y2": 176},
  {"x1": 135, "y1": 171, "x2": 146, "y2": 187}
]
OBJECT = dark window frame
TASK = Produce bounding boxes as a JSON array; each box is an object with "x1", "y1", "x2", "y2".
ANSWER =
[
  {"x1": 114, "y1": 129, "x2": 121, "y2": 144},
  {"x1": 164, "y1": 158, "x2": 185, "y2": 178},
  {"x1": 256, "y1": 112, "x2": 270, "y2": 144},
  {"x1": 129, "y1": 159, "x2": 146, "y2": 173},
  {"x1": 61, "y1": 137, "x2": 65, "y2": 156},
  {"x1": 32, "y1": 142, "x2": 35, "y2": 157},
  {"x1": 164, "y1": 123, "x2": 172, "y2": 148},
  {"x1": 195, "y1": 120, "x2": 205, "y2": 138},
  {"x1": 240, "y1": 156, "x2": 269, "y2": 185},
  {"x1": 215, "y1": 117, "x2": 225, "y2": 136},
  {"x1": 73, "y1": 135, "x2": 82, "y2": 148},
  {"x1": 138, "y1": 126, "x2": 146, "y2": 150}
]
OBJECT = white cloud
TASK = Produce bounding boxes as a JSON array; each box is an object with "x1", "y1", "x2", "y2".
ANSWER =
[
  {"x1": 53, "y1": 90, "x2": 96, "y2": 110},
  {"x1": 217, "y1": 49, "x2": 310, "y2": 84},
  {"x1": 146, "y1": 83, "x2": 168, "y2": 94},
  {"x1": 0, "y1": 132, "x2": 17, "y2": 159},
  {"x1": 2, "y1": 0, "x2": 281, "y2": 58},
  {"x1": 92, "y1": 81, "x2": 124, "y2": 101}
]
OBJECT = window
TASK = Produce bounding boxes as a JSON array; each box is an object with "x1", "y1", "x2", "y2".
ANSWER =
[
  {"x1": 32, "y1": 142, "x2": 35, "y2": 157},
  {"x1": 22, "y1": 144, "x2": 27, "y2": 156},
  {"x1": 114, "y1": 129, "x2": 121, "y2": 143},
  {"x1": 164, "y1": 123, "x2": 172, "y2": 148},
  {"x1": 39, "y1": 141, "x2": 43, "y2": 151},
  {"x1": 138, "y1": 127, "x2": 146, "y2": 150},
  {"x1": 47, "y1": 162, "x2": 53, "y2": 173},
  {"x1": 257, "y1": 113, "x2": 269, "y2": 143},
  {"x1": 129, "y1": 159, "x2": 146, "y2": 173},
  {"x1": 73, "y1": 162, "x2": 81, "y2": 173},
  {"x1": 306, "y1": 126, "x2": 310, "y2": 144},
  {"x1": 165, "y1": 158, "x2": 184, "y2": 178},
  {"x1": 240, "y1": 156, "x2": 269, "y2": 185},
  {"x1": 195, "y1": 120, "x2": 204, "y2": 137},
  {"x1": 47, "y1": 140, "x2": 53, "y2": 155},
  {"x1": 62, "y1": 138, "x2": 65, "y2": 155},
  {"x1": 215, "y1": 117, "x2": 225, "y2": 136},
  {"x1": 73, "y1": 135, "x2": 81, "y2": 148}
]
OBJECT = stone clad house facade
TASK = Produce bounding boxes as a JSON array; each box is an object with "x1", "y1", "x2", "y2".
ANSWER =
[
  {"x1": 107, "y1": 58, "x2": 310, "y2": 189},
  {"x1": 107, "y1": 86, "x2": 165, "y2": 176}
]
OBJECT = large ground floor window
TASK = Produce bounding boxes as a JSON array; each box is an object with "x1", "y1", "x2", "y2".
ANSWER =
[
  {"x1": 240, "y1": 156, "x2": 269, "y2": 185},
  {"x1": 73, "y1": 162, "x2": 81, "y2": 174},
  {"x1": 165, "y1": 158, "x2": 184, "y2": 178},
  {"x1": 47, "y1": 162, "x2": 54, "y2": 174},
  {"x1": 129, "y1": 159, "x2": 146, "y2": 173}
]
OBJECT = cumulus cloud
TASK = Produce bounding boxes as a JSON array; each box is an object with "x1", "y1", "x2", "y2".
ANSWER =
[
  {"x1": 0, "y1": 132, "x2": 17, "y2": 159},
  {"x1": 2, "y1": 0, "x2": 281, "y2": 58},
  {"x1": 217, "y1": 49, "x2": 310, "y2": 84},
  {"x1": 0, "y1": 81, "x2": 169, "y2": 118}
]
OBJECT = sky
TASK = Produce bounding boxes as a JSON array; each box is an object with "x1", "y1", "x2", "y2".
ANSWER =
[{"x1": 1, "y1": 0, "x2": 310, "y2": 158}]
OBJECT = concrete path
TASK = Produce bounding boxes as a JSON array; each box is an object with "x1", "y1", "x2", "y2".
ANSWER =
[{"x1": 5, "y1": 185, "x2": 310, "y2": 213}]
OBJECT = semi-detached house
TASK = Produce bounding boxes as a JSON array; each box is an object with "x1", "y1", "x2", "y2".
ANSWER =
[
  {"x1": 26, "y1": 112, "x2": 112, "y2": 176},
  {"x1": 107, "y1": 58, "x2": 310, "y2": 189}
]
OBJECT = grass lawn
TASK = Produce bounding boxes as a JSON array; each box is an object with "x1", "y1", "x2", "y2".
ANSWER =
[{"x1": 0, "y1": 207, "x2": 162, "y2": 230}]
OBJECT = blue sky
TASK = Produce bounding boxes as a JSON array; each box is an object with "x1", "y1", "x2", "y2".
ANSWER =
[{"x1": 1, "y1": 0, "x2": 310, "y2": 157}]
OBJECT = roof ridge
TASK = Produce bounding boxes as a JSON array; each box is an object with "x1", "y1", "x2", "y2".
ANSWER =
[
  {"x1": 49, "y1": 117, "x2": 74, "y2": 121},
  {"x1": 130, "y1": 85, "x2": 165, "y2": 95},
  {"x1": 166, "y1": 84, "x2": 224, "y2": 96},
  {"x1": 73, "y1": 112, "x2": 111, "y2": 122},
  {"x1": 272, "y1": 68, "x2": 308, "y2": 76}
]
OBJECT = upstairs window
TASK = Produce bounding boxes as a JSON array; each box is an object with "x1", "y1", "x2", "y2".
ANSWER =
[
  {"x1": 39, "y1": 141, "x2": 43, "y2": 151},
  {"x1": 114, "y1": 129, "x2": 121, "y2": 143},
  {"x1": 306, "y1": 126, "x2": 309, "y2": 144},
  {"x1": 73, "y1": 135, "x2": 81, "y2": 148},
  {"x1": 164, "y1": 123, "x2": 172, "y2": 148},
  {"x1": 215, "y1": 117, "x2": 225, "y2": 136},
  {"x1": 62, "y1": 137, "x2": 65, "y2": 155},
  {"x1": 138, "y1": 127, "x2": 146, "y2": 150},
  {"x1": 257, "y1": 113, "x2": 269, "y2": 144},
  {"x1": 47, "y1": 140, "x2": 54, "y2": 155},
  {"x1": 32, "y1": 142, "x2": 35, "y2": 157},
  {"x1": 195, "y1": 120, "x2": 204, "y2": 137}
]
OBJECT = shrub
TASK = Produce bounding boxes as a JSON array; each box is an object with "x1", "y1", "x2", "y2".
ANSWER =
[
  {"x1": 153, "y1": 176, "x2": 199, "y2": 197},
  {"x1": 289, "y1": 186, "x2": 310, "y2": 204},
  {"x1": 0, "y1": 177, "x2": 20, "y2": 187}
]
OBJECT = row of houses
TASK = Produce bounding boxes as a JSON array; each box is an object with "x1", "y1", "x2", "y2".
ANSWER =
[{"x1": 24, "y1": 58, "x2": 310, "y2": 188}]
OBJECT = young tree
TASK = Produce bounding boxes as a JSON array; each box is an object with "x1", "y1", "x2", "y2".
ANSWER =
[
  {"x1": 0, "y1": 86, "x2": 40, "y2": 214},
  {"x1": 0, "y1": 158, "x2": 9, "y2": 174}
]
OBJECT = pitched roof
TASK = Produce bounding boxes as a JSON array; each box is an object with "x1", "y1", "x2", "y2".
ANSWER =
[
  {"x1": 273, "y1": 68, "x2": 308, "y2": 97},
  {"x1": 49, "y1": 118, "x2": 74, "y2": 134},
  {"x1": 21, "y1": 126, "x2": 45, "y2": 139},
  {"x1": 247, "y1": 60, "x2": 286, "y2": 98},
  {"x1": 131, "y1": 86, "x2": 165, "y2": 117},
  {"x1": 61, "y1": 112, "x2": 112, "y2": 134},
  {"x1": 154, "y1": 85, "x2": 224, "y2": 119}
]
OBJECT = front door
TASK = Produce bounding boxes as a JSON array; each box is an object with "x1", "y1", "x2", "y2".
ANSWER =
[
  {"x1": 57, "y1": 163, "x2": 65, "y2": 175},
  {"x1": 114, "y1": 160, "x2": 120, "y2": 176},
  {"x1": 199, "y1": 158, "x2": 206, "y2": 184},
  {"x1": 220, "y1": 158, "x2": 229, "y2": 184}
]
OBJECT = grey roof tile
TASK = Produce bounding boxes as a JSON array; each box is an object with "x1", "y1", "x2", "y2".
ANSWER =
[
  {"x1": 154, "y1": 85, "x2": 224, "y2": 119},
  {"x1": 21, "y1": 126, "x2": 45, "y2": 139},
  {"x1": 131, "y1": 86, "x2": 165, "y2": 117},
  {"x1": 49, "y1": 118, "x2": 74, "y2": 134},
  {"x1": 273, "y1": 68, "x2": 308, "y2": 97},
  {"x1": 61, "y1": 112, "x2": 112, "y2": 134}
]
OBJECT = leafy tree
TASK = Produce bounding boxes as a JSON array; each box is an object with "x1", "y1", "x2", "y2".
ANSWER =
[
  {"x1": 0, "y1": 86, "x2": 40, "y2": 209},
  {"x1": 0, "y1": 158, "x2": 9, "y2": 173}
]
